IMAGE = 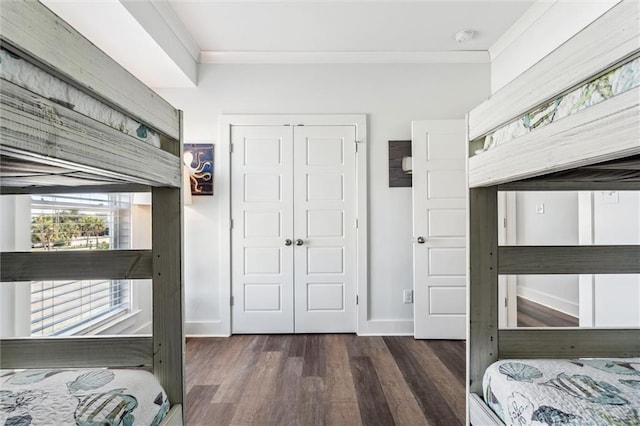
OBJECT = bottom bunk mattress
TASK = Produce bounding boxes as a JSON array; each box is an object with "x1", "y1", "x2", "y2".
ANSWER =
[
  {"x1": 0, "y1": 368, "x2": 170, "y2": 425},
  {"x1": 483, "y1": 358, "x2": 640, "y2": 426}
]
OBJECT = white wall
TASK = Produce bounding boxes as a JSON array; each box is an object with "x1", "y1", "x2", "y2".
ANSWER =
[
  {"x1": 183, "y1": 197, "x2": 218, "y2": 325},
  {"x1": 0, "y1": 195, "x2": 31, "y2": 337},
  {"x1": 122, "y1": 203, "x2": 153, "y2": 334},
  {"x1": 592, "y1": 191, "x2": 640, "y2": 326},
  {"x1": 515, "y1": 192, "x2": 580, "y2": 316},
  {"x1": 156, "y1": 62, "x2": 490, "y2": 335}
]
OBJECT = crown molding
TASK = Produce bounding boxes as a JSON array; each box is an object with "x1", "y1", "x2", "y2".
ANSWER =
[
  {"x1": 176, "y1": 0, "x2": 528, "y2": 2},
  {"x1": 489, "y1": 0, "x2": 557, "y2": 61},
  {"x1": 199, "y1": 50, "x2": 490, "y2": 64},
  {"x1": 148, "y1": 1, "x2": 201, "y2": 61}
]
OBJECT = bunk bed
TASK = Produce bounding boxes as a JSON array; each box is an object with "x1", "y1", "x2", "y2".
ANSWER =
[
  {"x1": 466, "y1": 2, "x2": 640, "y2": 425},
  {"x1": 0, "y1": 1, "x2": 184, "y2": 425}
]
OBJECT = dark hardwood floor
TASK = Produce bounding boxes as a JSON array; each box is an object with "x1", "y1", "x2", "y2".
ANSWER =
[
  {"x1": 185, "y1": 335, "x2": 465, "y2": 425},
  {"x1": 517, "y1": 296, "x2": 579, "y2": 327}
]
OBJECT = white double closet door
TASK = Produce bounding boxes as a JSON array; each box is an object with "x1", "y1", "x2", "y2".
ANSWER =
[{"x1": 231, "y1": 124, "x2": 357, "y2": 333}]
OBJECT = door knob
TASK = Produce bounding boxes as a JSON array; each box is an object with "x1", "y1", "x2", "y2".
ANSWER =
[
  {"x1": 285, "y1": 239, "x2": 293, "y2": 246},
  {"x1": 295, "y1": 239, "x2": 304, "y2": 246},
  {"x1": 417, "y1": 236, "x2": 426, "y2": 244}
]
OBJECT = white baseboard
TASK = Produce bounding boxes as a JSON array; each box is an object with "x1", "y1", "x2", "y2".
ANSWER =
[
  {"x1": 185, "y1": 319, "x2": 414, "y2": 336},
  {"x1": 357, "y1": 319, "x2": 414, "y2": 336},
  {"x1": 518, "y1": 287, "x2": 579, "y2": 317},
  {"x1": 185, "y1": 320, "x2": 413, "y2": 337},
  {"x1": 186, "y1": 320, "x2": 230, "y2": 337}
]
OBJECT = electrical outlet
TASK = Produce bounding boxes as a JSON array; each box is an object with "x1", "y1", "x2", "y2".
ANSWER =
[
  {"x1": 535, "y1": 204, "x2": 545, "y2": 214},
  {"x1": 598, "y1": 191, "x2": 619, "y2": 204},
  {"x1": 403, "y1": 290, "x2": 413, "y2": 304}
]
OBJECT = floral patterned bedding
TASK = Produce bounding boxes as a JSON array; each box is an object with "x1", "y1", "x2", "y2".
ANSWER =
[
  {"x1": 0, "y1": 368, "x2": 169, "y2": 426},
  {"x1": 483, "y1": 358, "x2": 640, "y2": 426}
]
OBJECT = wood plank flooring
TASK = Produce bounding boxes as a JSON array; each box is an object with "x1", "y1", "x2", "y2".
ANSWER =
[
  {"x1": 185, "y1": 335, "x2": 465, "y2": 426},
  {"x1": 517, "y1": 296, "x2": 579, "y2": 327}
]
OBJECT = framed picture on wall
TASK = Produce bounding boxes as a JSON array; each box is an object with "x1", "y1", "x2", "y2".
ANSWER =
[
  {"x1": 183, "y1": 143, "x2": 214, "y2": 196},
  {"x1": 388, "y1": 140, "x2": 412, "y2": 187}
]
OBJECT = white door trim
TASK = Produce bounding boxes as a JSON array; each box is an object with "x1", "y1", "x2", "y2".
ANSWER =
[
  {"x1": 578, "y1": 191, "x2": 595, "y2": 327},
  {"x1": 498, "y1": 191, "x2": 518, "y2": 328},
  {"x1": 219, "y1": 114, "x2": 368, "y2": 335}
]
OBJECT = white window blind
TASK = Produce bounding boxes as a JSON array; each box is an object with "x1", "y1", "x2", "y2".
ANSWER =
[{"x1": 30, "y1": 193, "x2": 132, "y2": 336}]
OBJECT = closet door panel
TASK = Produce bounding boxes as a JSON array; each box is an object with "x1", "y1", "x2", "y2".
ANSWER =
[
  {"x1": 231, "y1": 125, "x2": 294, "y2": 333},
  {"x1": 293, "y1": 125, "x2": 357, "y2": 333}
]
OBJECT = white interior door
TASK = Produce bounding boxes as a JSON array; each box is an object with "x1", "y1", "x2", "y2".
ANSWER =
[
  {"x1": 411, "y1": 120, "x2": 466, "y2": 339},
  {"x1": 293, "y1": 125, "x2": 357, "y2": 333},
  {"x1": 231, "y1": 123, "x2": 357, "y2": 333},
  {"x1": 231, "y1": 125, "x2": 294, "y2": 333}
]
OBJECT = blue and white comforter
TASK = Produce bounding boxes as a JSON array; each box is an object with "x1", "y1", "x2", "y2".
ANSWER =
[
  {"x1": 483, "y1": 358, "x2": 640, "y2": 425},
  {"x1": 1, "y1": 368, "x2": 169, "y2": 426}
]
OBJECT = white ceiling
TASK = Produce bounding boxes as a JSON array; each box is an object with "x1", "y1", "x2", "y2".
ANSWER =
[
  {"x1": 41, "y1": 0, "x2": 536, "y2": 88},
  {"x1": 170, "y1": 0, "x2": 533, "y2": 53}
]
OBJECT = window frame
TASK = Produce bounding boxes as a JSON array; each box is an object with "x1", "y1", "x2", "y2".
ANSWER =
[{"x1": 29, "y1": 193, "x2": 133, "y2": 336}]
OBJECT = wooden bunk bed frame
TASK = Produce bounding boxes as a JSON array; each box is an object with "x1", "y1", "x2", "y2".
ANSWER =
[
  {"x1": 466, "y1": 2, "x2": 640, "y2": 424},
  {"x1": 0, "y1": 2, "x2": 184, "y2": 424}
]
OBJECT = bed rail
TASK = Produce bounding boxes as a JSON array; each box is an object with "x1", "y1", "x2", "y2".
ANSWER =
[
  {"x1": 468, "y1": 187, "x2": 499, "y2": 395},
  {"x1": 469, "y1": 393, "x2": 503, "y2": 425},
  {"x1": 468, "y1": 1, "x2": 639, "y2": 142},
  {"x1": 468, "y1": 86, "x2": 640, "y2": 187},
  {"x1": 151, "y1": 186, "x2": 185, "y2": 407},
  {"x1": 497, "y1": 245, "x2": 640, "y2": 275},
  {"x1": 0, "y1": 0, "x2": 180, "y2": 141},
  {"x1": 499, "y1": 329, "x2": 640, "y2": 359},
  {"x1": 1, "y1": 250, "x2": 153, "y2": 281},
  {"x1": 498, "y1": 180, "x2": 640, "y2": 191},
  {"x1": 0, "y1": 183, "x2": 152, "y2": 195},
  {"x1": 1, "y1": 78, "x2": 181, "y2": 188},
  {"x1": 0, "y1": 336, "x2": 152, "y2": 369},
  {"x1": 159, "y1": 405, "x2": 183, "y2": 426}
]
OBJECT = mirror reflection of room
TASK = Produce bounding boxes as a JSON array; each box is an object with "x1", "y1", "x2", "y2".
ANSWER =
[{"x1": 498, "y1": 190, "x2": 640, "y2": 329}]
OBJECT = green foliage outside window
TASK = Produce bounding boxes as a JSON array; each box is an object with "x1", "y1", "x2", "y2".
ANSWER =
[{"x1": 31, "y1": 209, "x2": 109, "y2": 250}]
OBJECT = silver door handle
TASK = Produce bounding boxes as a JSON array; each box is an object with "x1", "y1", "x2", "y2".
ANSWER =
[
  {"x1": 295, "y1": 239, "x2": 304, "y2": 246},
  {"x1": 285, "y1": 239, "x2": 293, "y2": 246},
  {"x1": 417, "y1": 236, "x2": 426, "y2": 244}
]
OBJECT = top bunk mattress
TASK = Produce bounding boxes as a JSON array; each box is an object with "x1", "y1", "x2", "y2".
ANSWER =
[
  {"x1": 0, "y1": 48, "x2": 160, "y2": 148},
  {"x1": 483, "y1": 358, "x2": 640, "y2": 425},
  {"x1": 475, "y1": 56, "x2": 640, "y2": 156},
  {"x1": 0, "y1": 368, "x2": 170, "y2": 425}
]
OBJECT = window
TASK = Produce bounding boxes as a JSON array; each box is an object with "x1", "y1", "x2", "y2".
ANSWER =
[{"x1": 30, "y1": 193, "x2": 132, "y2": 336}]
